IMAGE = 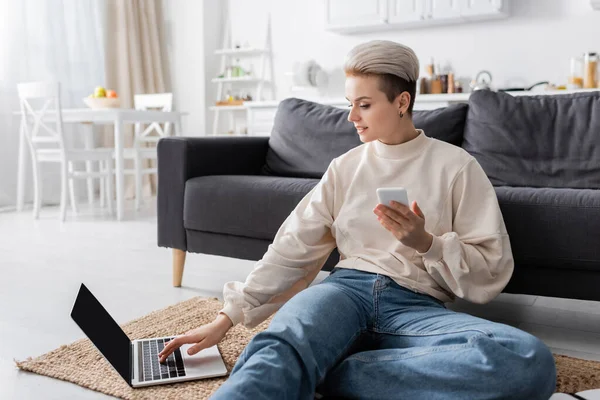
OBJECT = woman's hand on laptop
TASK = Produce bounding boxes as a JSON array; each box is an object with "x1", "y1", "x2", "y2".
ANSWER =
[{"x1": 158, "y1": 313, "x2": 233, "y2": 363}]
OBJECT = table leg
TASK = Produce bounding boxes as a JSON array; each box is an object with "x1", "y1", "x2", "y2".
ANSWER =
[
  {"x1": 175, "y1": 115, "x2": 183, "y2": 136},
  {"x1": 16, "y1": 118, "x2": 26, "y2": 212},
  {"x1": 247, "y1": 108, "x2": 254, "y2": 136},
  {"x1": 114, "y1": 119, "x2": 124, "y2": 220},
  {"x1": 83, "y1": 123, "x2": 95, "y2": 205}
]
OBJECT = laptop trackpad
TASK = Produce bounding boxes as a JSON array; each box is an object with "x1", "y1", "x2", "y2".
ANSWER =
[{"x1": 179, "y1": 344, "x2": 228, "y2": 377}]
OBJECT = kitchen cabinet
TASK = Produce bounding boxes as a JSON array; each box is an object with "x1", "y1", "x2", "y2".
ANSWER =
[
  {"x1": 387, "y1": 0, "x2": 426, "y2": 24},
  {"x1": 325, "y1": 0, "x2": 388, "y2": 31},
  {"x1": 428, "y1": 0, "x2": 462, "y2": 21},
  {"x1": 325, "y1": 0, "x2": 509, "y2": 34},
  {"x1": 460, "y1": 0, "x2": 508, "y2": 20}
]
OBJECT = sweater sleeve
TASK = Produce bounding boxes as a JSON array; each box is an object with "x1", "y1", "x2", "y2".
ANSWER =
[
  {"x1": 416, "y1": 158, "x2": 514, "y2": 304},
  {"x1": 219, "y1": 160, "x2": 338, "y2": 328}
]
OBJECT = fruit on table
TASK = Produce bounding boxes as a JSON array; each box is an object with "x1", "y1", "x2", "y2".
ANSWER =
[
  {"x1": 106, "y1": 90, "x2": 118, "y2": 98},
  {"x1": 94, "y1": 86, "x2": 106, "y2": 97}
]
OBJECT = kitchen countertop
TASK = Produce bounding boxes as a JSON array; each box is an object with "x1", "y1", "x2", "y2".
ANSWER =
[{"x1": 244, "y1": 88, "x2": 600, "y2": 108}]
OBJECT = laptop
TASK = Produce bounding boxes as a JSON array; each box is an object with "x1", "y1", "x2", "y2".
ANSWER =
[{"x1": 70, "y1": 283, "x2": 228, "y2": 388}]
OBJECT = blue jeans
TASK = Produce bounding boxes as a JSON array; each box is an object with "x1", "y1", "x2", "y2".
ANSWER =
[{"x1": 212, "y1": 268, "x2": 556, "y2": 400}]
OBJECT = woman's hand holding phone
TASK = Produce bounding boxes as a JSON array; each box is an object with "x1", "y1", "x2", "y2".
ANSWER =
[{"x1": 374, "y1": 187, "x2": 433, "y2": 253}]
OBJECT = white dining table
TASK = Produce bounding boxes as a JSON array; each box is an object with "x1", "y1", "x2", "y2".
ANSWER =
[{"x1": 16, "y1": 108, "x2": 187, "y2": 221}]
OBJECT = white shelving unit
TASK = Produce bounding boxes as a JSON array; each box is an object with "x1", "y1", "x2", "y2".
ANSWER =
[
  {"x1": 211, "y1": 11, "x2": 276, "y2": 136},
  {"x1": 215, "y1": 48, "x2": 270, "y2": 56},
  {"x1": 211, "y1": 77, "x2": 262, "y2": 84}
]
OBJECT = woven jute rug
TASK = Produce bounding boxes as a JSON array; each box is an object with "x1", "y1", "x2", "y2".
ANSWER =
[{"x1": 15, "y1": 297, "x2": 600, "y2": 399}]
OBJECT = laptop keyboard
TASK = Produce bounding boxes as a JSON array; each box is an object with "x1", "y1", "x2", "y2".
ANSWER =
[{"x1": 139, "y1": 337, "x2": 186, "y2": 382}]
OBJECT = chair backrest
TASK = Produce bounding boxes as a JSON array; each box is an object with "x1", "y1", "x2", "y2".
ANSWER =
[
  {"x1": 133, "y1": 93, "x2": 173, "y2": 144},
  {"x1": 17, "y1": 81, "x2": 66, "y2": 154}
]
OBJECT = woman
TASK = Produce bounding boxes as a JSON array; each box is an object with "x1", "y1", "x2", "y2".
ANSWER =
[{"x1": 159, "y1": 40, "x2": 556, "y2": 400}]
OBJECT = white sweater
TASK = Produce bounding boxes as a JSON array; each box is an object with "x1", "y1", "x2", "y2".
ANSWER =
[{"x1": 220, "y1": 130, "x2": 514, "y2": 328}]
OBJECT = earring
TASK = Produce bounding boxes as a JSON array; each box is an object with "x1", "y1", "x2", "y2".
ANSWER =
[{"x1": 399, "y1": 111, "x2": 404, "y2": 118}]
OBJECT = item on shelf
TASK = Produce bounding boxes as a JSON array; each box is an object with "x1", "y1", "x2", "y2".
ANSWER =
[
  {"x1": 419, "y1": 77, "x2": 428, "y2": 94},
  {"x1": 216, "y1": 100, "x2": 244, "y2": 106},
  {"x1": 425, "y1": 60, "x2": 435, "y2": 77},
  {"x1": 423, "y1": 60, "x2": 435, "y2": 94},
  {"x1": 230, "y1": 59, "x2": 245, "y2": 78},
  {"x1": 583, "y1": 52, "x2": 598, "y2": 89},
  {"x1": 239, "y1": 92, "x2": 253, "y2": 101},
  {"x1": 470, "y1": 70, "x2": 493, "y2": 91},
  {"x1": 421, "y1": 59, "x2": 456, "y2": 94},
  {"x1": 455, "y1": 81, "x2": 463, "y2": 93},
  {"x1": 430, "y1": 79, "x2": 443, "y2": 94},
  {"x1": 568, "y1": 56, "x2": 584, "y2": 89},
  {"x1": 291, "y1": 60, "x2": 329, "y2": 89},
  {"x1": 447, "y1": 73, "x2": 455, "y2": 93},
  {"x1": 440, "y1": 73, "x2": 449, "y2": 94},
  {"x1": 498, "y1": 81, "x2": 549, "y2": 92}
]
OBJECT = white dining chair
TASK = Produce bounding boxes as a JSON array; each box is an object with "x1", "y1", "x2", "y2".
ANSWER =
[
  {"x1": 17, "y1": 81, "x2": 115, "y2": 221},
  {"x1": 127, "y1": 92, "x2": 174, "y2": 210}
]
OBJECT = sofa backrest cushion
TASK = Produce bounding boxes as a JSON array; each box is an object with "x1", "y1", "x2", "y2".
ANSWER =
[
  {"x1": 462, "y1": 90, "x2": 600, "y2": 189},
  {"x1": 261, "y1": 98, "x2": 361, "y2": 178},
  {"x1": 262, "y1": 98, "x2": 468, "y2": 178}
]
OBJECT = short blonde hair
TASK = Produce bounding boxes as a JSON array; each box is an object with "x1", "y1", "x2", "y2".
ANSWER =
[{"x1": 344, "y1": 40, "x2": 419, "y2": 112}]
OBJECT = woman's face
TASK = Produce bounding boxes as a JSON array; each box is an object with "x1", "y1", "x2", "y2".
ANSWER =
[{"x1": 345, "y1": 74, "x2": 410, "y2": 144}]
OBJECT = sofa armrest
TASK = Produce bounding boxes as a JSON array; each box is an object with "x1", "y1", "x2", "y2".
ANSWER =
[{"x1": 157, "y1": 136, "x2": 270, "y2": 251}]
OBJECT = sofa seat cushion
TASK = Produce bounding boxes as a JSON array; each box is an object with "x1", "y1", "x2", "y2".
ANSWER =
[
  {"x1": 262, "y1": 97, "x2": 468, "y2": 179},
  {"x1": 496, "y1": 186, "x2": 600, "y2": 271},
  {"x1": 184, "y1": 175, "x2": 318, "y2": 240},
  {"x1": 463, "y1": 90, "x2": 600, "y2": 189}
]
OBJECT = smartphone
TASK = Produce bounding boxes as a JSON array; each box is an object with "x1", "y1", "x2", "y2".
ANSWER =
[{"x1": 377, "y1": 187, "x2": 409, "y2": 207}]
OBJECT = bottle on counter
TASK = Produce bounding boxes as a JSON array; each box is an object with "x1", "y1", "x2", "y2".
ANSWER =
[
  {"x1": 583, "y1": 52, "x2": 598, "y2": 89},
  {"x1": 447, "y1": 72, "x2": 455, "y2": 93},
  {"x1": 426, "y1": 61, "x2": 442, "y2": 94},
  {"x1": 455, "y1": 81, "x2": 463, "y2": 93},
  {"x1": 430, "y1": 79, "x2": 442, "y2": 94},
  {"x1": 419, "y1": 77, "x2": 428, "y2": 94},
  {"x1": 568, "y1": 56, "x2": 584, "y2": 89}
]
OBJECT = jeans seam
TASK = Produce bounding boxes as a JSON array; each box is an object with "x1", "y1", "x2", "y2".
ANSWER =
[
  {"x1": 371, "y1": 327, "x2": 494, "y2": 337},
  {"x1": 373, "y1": 278, "x2": 379, "y2": 331},
  {"x1": 348, "y1": 333, "x2": 489, "y2": 363}
]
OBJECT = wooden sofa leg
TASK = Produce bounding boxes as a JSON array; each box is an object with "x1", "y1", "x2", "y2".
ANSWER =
[{"x1": 172, "y1": 249, "x2": 186, "y2": 287}]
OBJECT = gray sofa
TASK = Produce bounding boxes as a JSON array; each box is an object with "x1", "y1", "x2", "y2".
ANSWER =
[{"x1": 158, "y1": 90, "x2": 600, "y2": 302}]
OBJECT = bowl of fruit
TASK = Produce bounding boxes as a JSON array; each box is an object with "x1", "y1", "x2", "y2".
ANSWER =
[{"x1": 83, "y1": 86, "x2": 120, "y2": 109}]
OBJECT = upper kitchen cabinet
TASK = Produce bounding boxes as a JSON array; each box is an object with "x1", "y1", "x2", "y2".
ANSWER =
[
  {"x1": 324, "y1": 0, "x2": 509, "y2": 34},
  {"x1": 387, "y1": 0, "x2": 426, "y2": 25},
  {"x1": 459, "y1": 0, "x2": 509, "y2": 20},
  {"x1": 427, "y1": 0, "x2": 462, "y2": 21},
  {"x1": 325, "y1": 0, "x2": 388, "y2": 33}
]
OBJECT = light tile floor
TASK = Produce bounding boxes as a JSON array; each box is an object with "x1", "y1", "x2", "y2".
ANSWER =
[{"x1": 2, "y1": 202, "x2": 599, "y2": 399}]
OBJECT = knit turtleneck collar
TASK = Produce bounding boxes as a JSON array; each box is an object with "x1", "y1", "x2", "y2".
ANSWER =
[{"x1": 372, "y1": 130, "x2": 428, "y2": 160}]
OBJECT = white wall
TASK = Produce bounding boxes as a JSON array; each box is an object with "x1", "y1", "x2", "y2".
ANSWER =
[
  {"x1": 162, "y1": 0, "x2": 599, "y2": 136},
  {"x1": 162, "y1": 0, "x2": 208, "y2": 136},
  {"x1": 225, "y1": 0, "x2": 600, "y2": 99}
]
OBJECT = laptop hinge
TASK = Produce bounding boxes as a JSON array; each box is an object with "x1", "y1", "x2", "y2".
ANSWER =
[
  {"x1": 138, "y1": 341, "x2": 144, "y2": 382},
  {"x1": 129, "y1": 342, "x2": 134, "y2": 385}
]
